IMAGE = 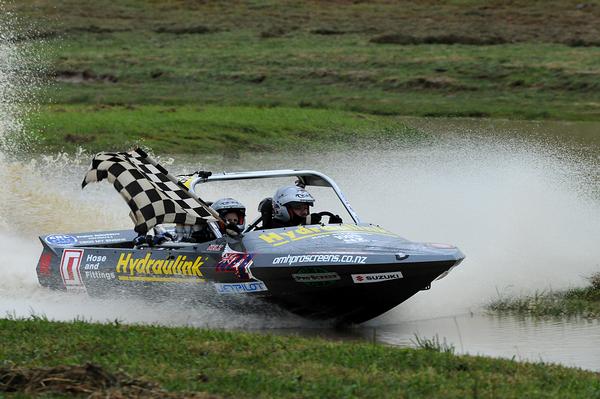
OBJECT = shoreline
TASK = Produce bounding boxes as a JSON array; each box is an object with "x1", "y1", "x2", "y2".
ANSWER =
[
  {"x1": 21, "y1": 104, "x2": 600, "y2": 155},
  {"x1": 487, "y1": 273, "x2": 600, "y2": 318},
  {"x1": 1, "y1": 317, "x2": 599, "y2": 398}
]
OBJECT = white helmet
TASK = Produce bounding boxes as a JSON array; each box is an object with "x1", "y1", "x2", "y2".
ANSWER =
[
  {"x1": 211, "y1": 198, "x2": 246, "y2": 231},
  {"x1": 272, "y1": 186, "x2": 315, "y2": 223}
]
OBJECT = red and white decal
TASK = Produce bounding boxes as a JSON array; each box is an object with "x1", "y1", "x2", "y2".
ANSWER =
[
  {"x1": 351, "y1": 271, "x2": 403, "y2": 284},
  {"x1": 38, "y1": 253, "x2": 52, "y2": 276},
  {"x1": 59, "y1": 249, "x2": 86, "y2": 291}
]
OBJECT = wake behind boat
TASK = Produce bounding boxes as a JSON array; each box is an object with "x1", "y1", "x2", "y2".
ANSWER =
[{"x1": 36, "y1": 149, "x2": 464, "y2": 323}]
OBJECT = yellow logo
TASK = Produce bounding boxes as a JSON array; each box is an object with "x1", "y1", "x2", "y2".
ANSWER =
[
  {"x1": 259, "y1": 224, "x2": 396, "y2": 246},
  {"x1": 116, "y1": 253, "x2": 205, "y2": 283}
]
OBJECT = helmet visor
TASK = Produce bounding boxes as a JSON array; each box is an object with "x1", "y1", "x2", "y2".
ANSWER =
[
  {"x1": 287, "y1": 202, "x2": 310, "y2": 217},
  {"x1": 221, "y1": 210, "x2": 244, "y2": 225},
  {"x1": 289, "y1": 202, "x2": 310, "y2": 211}
]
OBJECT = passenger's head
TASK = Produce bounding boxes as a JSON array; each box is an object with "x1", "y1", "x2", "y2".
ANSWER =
[
  {"x1": 211, "y1": 198, "x2": 246, "y2": 231},
  {"x1": 222, "y1": 210, "x2": 240, "y2": 225},
  {"x1": 272, "y1": 185, "x2": 315, "y2": 223}
]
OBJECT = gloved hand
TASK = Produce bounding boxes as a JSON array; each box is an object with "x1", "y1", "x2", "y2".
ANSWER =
[
  {"x1": 133, "y1": 232, "x2": 173, "y2": 247},
  {"x1": 306, "y1": 213, "x2": 322, "y2": 225},
  {"x1": 133, "y1": 235, "x2": 147, "y2": 247},
  {"x1": 224, "y1": 222, "x2": 242, "y2": 237},
  {"x1": 329, "y1": 214, "x2": 343, "y2": 224},
  {"x1": 150, "y1": 232, "x2": 174, "y2": 246}
]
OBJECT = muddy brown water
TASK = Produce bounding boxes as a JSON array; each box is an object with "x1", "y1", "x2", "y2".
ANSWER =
[{"x1": 0, "y1": 118, "x2": 599, "y2": 371}]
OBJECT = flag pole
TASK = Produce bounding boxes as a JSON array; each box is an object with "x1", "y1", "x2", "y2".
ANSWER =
[{"x1": 137, "y1": 149, "x2": 224, "y2": 223}]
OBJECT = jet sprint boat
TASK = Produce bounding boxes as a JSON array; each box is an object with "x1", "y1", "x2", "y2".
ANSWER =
[{"x1": 37, "y1": 168, "x2": 465, "y2": 323}]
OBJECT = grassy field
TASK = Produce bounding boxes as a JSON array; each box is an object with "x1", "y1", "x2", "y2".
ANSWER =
[
  {"x1": 25, "y1": 104, "x2": 418, "y2": 153},
  {"x1": 1, "y1": 318, "x2": 599, "y2": 398},
  {"x1": 6, "y1": 0, "x2": 600, "y2": 153},
  {"x1": 487, "y1": 273, "x2": 600, "y2": 317}
]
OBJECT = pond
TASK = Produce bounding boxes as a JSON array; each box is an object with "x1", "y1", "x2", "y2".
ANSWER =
[{"x1": 1, "y1": 117, "x2": 598, "y2": 370}]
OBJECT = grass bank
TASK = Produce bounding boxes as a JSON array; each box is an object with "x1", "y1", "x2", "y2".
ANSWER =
[
  {"x1": 25, "y1": 105, "x2": 417, "y2": 154},
  {"x1": 487, "y1": 273, "x2": 600, "y2": 317},
  {"x1": 1, "y1": 318, "x2": 599, "y2": 398},
  {"x1": 6, "y1": 1, "x2": 600, "y2": 154}
]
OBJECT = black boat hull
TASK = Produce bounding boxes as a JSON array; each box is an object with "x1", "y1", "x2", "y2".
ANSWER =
[{"x1": 37, "y1": 224, "x2": 464, "y2": 323}]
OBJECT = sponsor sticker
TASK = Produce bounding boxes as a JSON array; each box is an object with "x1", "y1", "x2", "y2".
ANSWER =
[
  {"x1": 258, "y1": 224, "x2": 397, "y2": 247},
  {"x1": 295, "y1": 192, "x2": 312, "y2": 199},
  {"x1": 273, "y1": 254, "x2": 367, "y2": 266},
  {"x1": 351, "y1": 271, "x2": 403, "y2": 284},
  {"x1": 332, "y1": 233, "x2": 368, "y2": 244},
  {"x1": 46, "y1": 234, "x2": 78, "y2": 246},
  {"x1": 115, "y1": 253, "x2": 206, "y2": 283},
  {"x1": 73, "y1": 232, "x2": 125, "y2": 246},
  {"x1": 85, "y1": 270, "x2": 116, "y2": 281},
  {"x1": 292, "y1": 266, "x2": 340, "y2": 286},
  {"x1": 83, "y1": 253, "x2": 115, "y2": 280},
  {"x1": 214, "y1": 281, "x2": 268, "y2": 294},
  {"x1": 206, "y1": 244, "x2": 224, "y2": 251},
  {"x1": 177, "y1": 175, "x2": 194, "y2": 189},
  {"x1": 59, "y1": 249, "x2": 86, "y2": 291},
  {"x1": 216, "y1": 252, "x2": 254, "y2": 280}
]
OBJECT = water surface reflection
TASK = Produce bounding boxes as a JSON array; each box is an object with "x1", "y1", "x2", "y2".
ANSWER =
[
  {"x1": 367, "y1": 314, "x2": 600, "y2": 371},
  {"x1": 245, "y1": 313, "x2": 600, "y2": 372}
]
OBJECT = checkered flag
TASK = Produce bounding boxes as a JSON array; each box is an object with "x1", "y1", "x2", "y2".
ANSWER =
[{"x1": 82, "y1": 148, "x2": 217, "y2": 234}]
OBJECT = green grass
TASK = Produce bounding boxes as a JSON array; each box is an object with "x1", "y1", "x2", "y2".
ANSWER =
[
  {"x1": 25, "y1": 105, "x2": 419, "y2": 153},
  {"x1": 411, "y1": 334, "x2": 456, "y2": 354},
  {"x1": 487, "y1": 273, "x2": 600, "y2": 317},
  {"x1": 6, "y1": 0, "x2": 600, "y2": 155},
  {"x1": 1, "y1": 318, "x2": 599, "y2": 398},
  {"x1": 35, "y1": 33, "x2": 600, "y2": 120}
]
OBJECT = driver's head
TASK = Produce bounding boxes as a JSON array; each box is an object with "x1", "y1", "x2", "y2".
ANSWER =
[
  {"x1": 272, "y1": 185, "x2": 315, "y2": 223},
  {"x1": 288, "y1": 202, "x2": 310, "y2": 218}
]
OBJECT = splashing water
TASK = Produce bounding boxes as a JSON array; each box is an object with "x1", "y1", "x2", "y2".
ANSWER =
[
  {"x1": 0, "y1": 13, "x2": 308, "y2": 329},
  {"x1": 1, "y1": 127, "x2": 599, "y2": 328},
  {"x1": 0, "y1": 4, "x2": 599, "y2": 337},
  {"x1": 0, "y1": 6, "x2": 22, "y2": 142},
  {"x1": 0, "y1": 2, "x2": 42, "y2": 156}
]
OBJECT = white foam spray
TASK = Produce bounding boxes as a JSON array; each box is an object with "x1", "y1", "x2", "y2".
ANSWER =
[
  {"x1": 0, "y1": 5, "x2": 598, "y2": 331},
  {"x1": 174, "y1": 125, "x2": 600, "y2": 324},
  {"x1": 0, "y1": 6, "x2": 23, "y2": 144},
  {"x1": 0, "y1": 2, "x2": 42, "y2": 156},
  {"x1": 1, "y1": 129, "x2": 599, "y2": 328}
]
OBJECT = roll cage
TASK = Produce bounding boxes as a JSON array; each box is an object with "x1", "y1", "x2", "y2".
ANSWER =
[{"x1": 187, "y1": 169, "x2": 362, "y2": 233}]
